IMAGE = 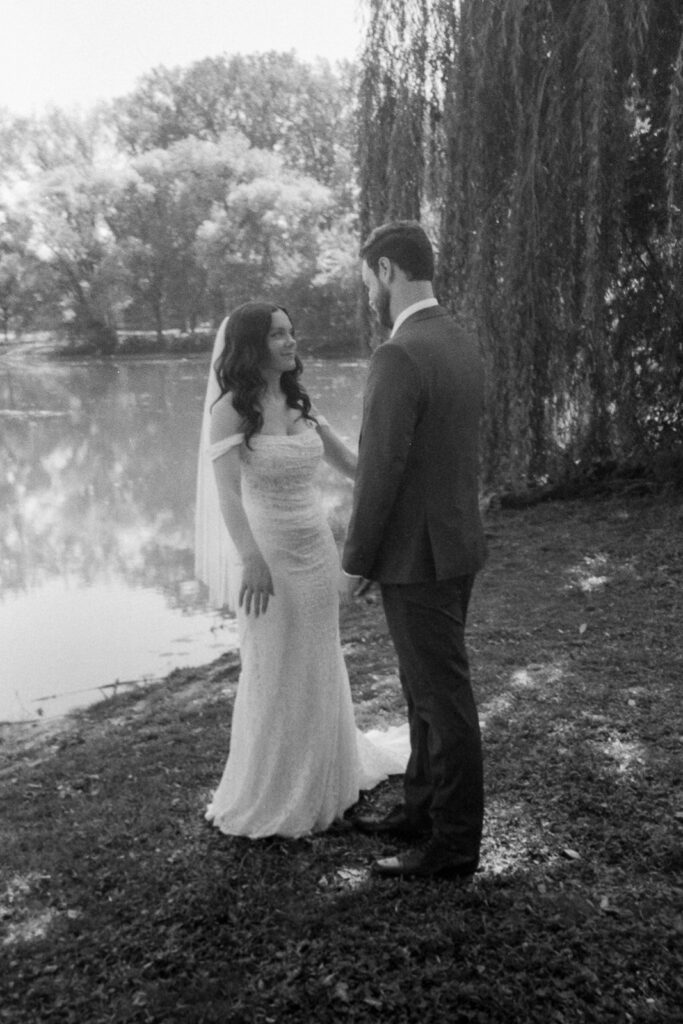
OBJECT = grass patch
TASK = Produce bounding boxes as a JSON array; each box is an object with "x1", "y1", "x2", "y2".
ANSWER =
[{"x1": 1, "y1": 495, "x2": 682, "y2": 1023}]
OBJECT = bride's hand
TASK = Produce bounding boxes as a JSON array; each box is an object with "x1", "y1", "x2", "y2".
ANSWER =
[{"x1": 239, "y1": 552, "x2": 274, "y2": 617}]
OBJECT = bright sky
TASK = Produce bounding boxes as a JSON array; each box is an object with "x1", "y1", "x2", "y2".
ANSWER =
[{"x1": 0, "y1": 0, "x2": 366, "y2": 116}]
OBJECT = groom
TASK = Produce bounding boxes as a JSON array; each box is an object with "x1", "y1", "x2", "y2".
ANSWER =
[{"x1": 343, "y1": 221, "x2": 487, "y2": 879}]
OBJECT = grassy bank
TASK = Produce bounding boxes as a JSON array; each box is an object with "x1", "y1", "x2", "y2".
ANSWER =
[{"x1": 1, "y1": 495, "x2": 681, "y2": 1023}]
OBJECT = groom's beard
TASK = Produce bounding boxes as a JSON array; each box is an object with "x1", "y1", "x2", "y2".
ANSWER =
[{"x1": 374, "y1": 283, "x2": 393, "y2": 331}]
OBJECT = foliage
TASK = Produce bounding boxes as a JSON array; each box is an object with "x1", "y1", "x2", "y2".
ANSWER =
[
  {"x1": 360, "y1": 0, "x2": 683, "y2": 488},
  {"x1": 26, "y1": 161, "x2": 122, "y2": 349},
  {"x1": 19, "y1": 108, "x2": 114, "y2": 176},
  {"x1": 196, "y1": 152, "x2": 332, "y2": 310},
  {"x1": 0, "y1": 110, "x2": 33, "y2": 186},
  {"x1": 104, "y1": 134, "x2": 251, "y2": 337},
  {"x1": 110, "y1": 52, "x2": 358, "y2": 190},
  {"x1": 0, "y1": 209, "x2": 50, "y2": 339},
  {"x1": 358, "y1": 0, "x2": 432, "y2": 234},
  {"x1": 301, "y1": 216, "x2": 363, "y2": 352},
  {"x1": 0, "y1": 55, "x2": 361, "y2": 353},
  {"x1": 0, "y1": 111, "x2": 120, "y2": 346},
  {"x1": 1, "y1": 493, "x2": 682, "y2": 1022}
]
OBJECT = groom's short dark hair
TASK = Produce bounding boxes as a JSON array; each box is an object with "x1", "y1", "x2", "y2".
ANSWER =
[{"x1": 360, "y1": 221, "x2": 435, "y2": 282}]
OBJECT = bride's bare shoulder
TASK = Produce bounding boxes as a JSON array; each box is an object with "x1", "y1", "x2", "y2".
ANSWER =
[{"x1": 209, "y1": 392, "x2": 244, "y2": 442}]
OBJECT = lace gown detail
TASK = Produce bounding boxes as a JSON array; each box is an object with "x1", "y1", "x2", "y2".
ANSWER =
[{"x1": 206, "y1": 429, "x2": 407, "y2": 838}]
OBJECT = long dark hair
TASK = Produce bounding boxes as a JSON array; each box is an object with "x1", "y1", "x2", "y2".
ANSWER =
[{"x1": 212, "y1": 301, "x2": 315, "y2": 446}]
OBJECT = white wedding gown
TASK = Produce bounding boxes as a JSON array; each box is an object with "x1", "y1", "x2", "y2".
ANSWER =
[{"x1": 205, "y1": 427, "x2": 408, "y2": 839}]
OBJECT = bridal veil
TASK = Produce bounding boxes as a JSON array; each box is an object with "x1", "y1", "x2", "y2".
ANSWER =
[{"x1": 194, "y1": 316, "x2": 241, "y2": 612}]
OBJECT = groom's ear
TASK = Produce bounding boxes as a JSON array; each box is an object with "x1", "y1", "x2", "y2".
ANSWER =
[{"x1": 377, "y1": 256, "x2": 393, "y2": 283}]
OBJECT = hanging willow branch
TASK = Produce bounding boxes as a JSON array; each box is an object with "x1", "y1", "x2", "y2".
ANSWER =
[
  {"x1": 358, "y1": 0, "x2": 431, "y2": 233},
  {"x1": 359, "y1": 0, "x2": 683, "y2": 488},
  {"x1": 666, "y1": 28, "x2": 683, "y2": 231}
]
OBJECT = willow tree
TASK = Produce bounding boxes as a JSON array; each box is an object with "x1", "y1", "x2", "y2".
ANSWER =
[
  {"x1": 360, "y1": 0, "x2": 683, "y2": 488},
  {"x1": 358, "y1": 0, "x2": 432, "y2": 232}
]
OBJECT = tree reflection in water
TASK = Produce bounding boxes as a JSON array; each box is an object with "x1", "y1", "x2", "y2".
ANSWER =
[
  {"x1": 0, "y1": 354, "x2": 365, "y2": 720},
  {"x1": 1, "y1": 359, "x2": 203, "y2": 600}
]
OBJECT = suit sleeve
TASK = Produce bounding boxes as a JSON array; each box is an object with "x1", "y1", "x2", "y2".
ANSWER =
[{"x1": 342, "y1": 342, "x2": 421, "y2": 577}]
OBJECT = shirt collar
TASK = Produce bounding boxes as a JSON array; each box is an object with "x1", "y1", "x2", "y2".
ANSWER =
[{"x1": 390, "y1": 297, "x2": 439, "y2": 338}]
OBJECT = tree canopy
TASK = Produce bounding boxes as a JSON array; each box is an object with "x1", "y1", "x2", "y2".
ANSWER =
[
  {"x1": 360, "y1": 0, "x2": 683, "y2": 487},
  {"x1": 110, "y1": 52, "x2": 357, "y2": 188},
  {"x1": 0, "y1": 52, "x2": 360, "y2": 353}
]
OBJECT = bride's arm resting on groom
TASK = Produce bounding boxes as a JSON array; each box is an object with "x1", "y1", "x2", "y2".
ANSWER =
[
  {"x1": 210, "y1": 393, "x2": 274, "y2": 617},
  {"x1": 311, "y1": 408, "x2": 363, "y2": 603},
  {"x1": 313, "y1": 412, "x2": 358, "y2": 480}
]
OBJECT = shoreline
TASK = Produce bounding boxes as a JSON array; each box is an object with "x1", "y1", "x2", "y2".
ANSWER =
[
  {"x1": 0, "y1": 650, "x2": 242, "y2": 771},
  {"x1": 0, "y1": 590, "x2": 395, "y2": 770},
  {"x1": 0, "y1": 335, "x2": 362, "y2": 363}
]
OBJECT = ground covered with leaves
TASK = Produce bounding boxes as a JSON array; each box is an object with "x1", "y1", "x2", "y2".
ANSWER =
[{"x1": 1, "y1": 494, "x2": 682, "y2": 1023}]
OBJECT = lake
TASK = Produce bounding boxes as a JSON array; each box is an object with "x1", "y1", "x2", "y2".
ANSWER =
[{"x1": 0, "y1": 351, "x2": 366, "y2": 722}]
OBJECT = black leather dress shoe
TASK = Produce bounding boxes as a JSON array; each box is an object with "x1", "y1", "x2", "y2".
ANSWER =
[
  {"x1": 352, "y1": 804, "x2": 431, "y2": 840},
  {"x1": 371, "y1": 840, "x2": 477, "y2": 880}
]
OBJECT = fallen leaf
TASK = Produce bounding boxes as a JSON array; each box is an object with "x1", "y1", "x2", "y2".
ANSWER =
[{"x1": 334, "y1": 982, "x2": 350, "y2": 1003}]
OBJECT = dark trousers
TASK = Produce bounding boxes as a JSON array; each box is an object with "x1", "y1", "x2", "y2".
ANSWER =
[{"x1": 381, "y1": 576, "x2": 484, "y2": 861}]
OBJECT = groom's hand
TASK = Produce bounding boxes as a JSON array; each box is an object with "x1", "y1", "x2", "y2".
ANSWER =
[
  {"x1": 339, "y1": 572, "x2": 361, "y2": 606},
  {"x1": 339, "y1": 573, "x2": 375, "y2": 604},
  {"x1": 353, "y1": 577, "x2": 375, "y2": 599}
]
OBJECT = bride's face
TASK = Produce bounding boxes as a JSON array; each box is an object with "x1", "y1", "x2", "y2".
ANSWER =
[{"x1": 264, "y1": 310, "x2": 297, "y2": 373}]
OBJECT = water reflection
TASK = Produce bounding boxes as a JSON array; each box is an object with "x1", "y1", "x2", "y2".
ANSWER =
[
  {"x1": 0, "y1": 355, "x2": 365, "y2": 721},
  {"x1": 1, "y1": 360, "x2": 206, "y2": 598},
  {"x1": 5, "y1": 579, "x2": 239, "y2": 721}
]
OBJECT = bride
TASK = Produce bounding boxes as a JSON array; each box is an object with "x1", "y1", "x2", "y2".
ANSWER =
[{"x1": 195, "y1": 301, "x2": 407, "y2": 839}]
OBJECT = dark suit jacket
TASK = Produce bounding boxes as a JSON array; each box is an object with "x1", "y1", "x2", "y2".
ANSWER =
[{"x1": 342, "y1": 305, "x2": 487, "y2": 583}]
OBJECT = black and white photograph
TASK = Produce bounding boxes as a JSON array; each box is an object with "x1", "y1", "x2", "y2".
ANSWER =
[{"x1": 1, "y1": 2, "x2": 681, "y2": 1021}]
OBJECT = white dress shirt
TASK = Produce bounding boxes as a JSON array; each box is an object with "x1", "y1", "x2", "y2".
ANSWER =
[{"x1": 390, "y1": 297, "x2": 439, "y2": 337}]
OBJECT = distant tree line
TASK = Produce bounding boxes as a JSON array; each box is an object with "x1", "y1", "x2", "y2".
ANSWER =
[
  {"x1": 360, "y1": 0, "x2": 683, "y2": 488},
  {"x1": 0, "y1": 53, "x2": 360, "y2": 353}
]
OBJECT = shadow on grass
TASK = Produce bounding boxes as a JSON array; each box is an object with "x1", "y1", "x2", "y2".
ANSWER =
[{"x1": 1, "y1": 495, "x2": 681, "y2": 1022}]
